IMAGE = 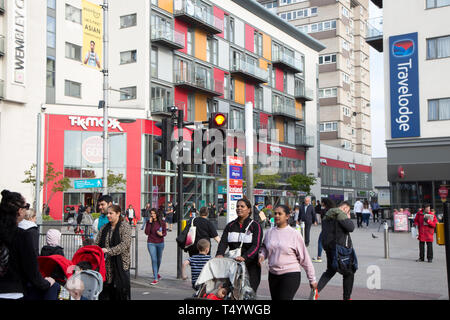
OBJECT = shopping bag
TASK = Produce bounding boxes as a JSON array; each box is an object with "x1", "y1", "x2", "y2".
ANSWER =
[
  {"x1": 184, "y1": 218, "x2": 197, "y2": 248},
  {"x1": 411, "y1": 226, "x2": 418, "y2": 239}
]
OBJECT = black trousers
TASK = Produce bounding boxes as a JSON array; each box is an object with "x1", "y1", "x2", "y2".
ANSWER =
[
  {"x1": 268, "y1": 272, "x2": 301, "y2": 300},
  {"x1": 372, "y1": 210, "x2": 379, "y2": 223},
  {"x1": 356, "y1": 213, "x2": 363, "y2": 228},
  {"x1": 246, "y1": 262, "x2": 261, "y2": 294},
  {"x1": 317, "y1": 248, "x2": 354, "y2": 300},
  {"x1": 304, "y1": 223, "x2": 312, "y2": 246},
  {"x1": 99, "y1": 270, "x2": 131, "y2": 300},
  {"x1": 419, "y1": 241, "x2": 433, "y2": 261}
]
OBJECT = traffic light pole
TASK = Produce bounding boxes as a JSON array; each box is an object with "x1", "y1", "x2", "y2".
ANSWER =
[
  {"x1": 177, "y1": 109, "x2": 184, "y2": 279},
  {"x1": 444, "y1": 201, "x2": 450, "y2": 299}
]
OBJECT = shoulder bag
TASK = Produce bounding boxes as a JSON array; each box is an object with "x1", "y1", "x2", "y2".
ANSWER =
[
  {"x1": 227, "y1": 220, "x2": 254, "y2": 259},
  {"x1": 331, "y1": 220, "x2": 358, "y2": 275}
]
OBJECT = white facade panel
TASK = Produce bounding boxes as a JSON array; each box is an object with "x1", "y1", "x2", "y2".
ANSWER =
[{"x1": 218, "y1": 38, "x2": 229, "y2": 70}]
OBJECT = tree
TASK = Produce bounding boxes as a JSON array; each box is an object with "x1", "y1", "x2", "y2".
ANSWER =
[
  {"x1": 253, "y1": 173, "x2": 281, "y2": 189},
  {"x1": 287, "y1": 173, "x2": 317, "y2": 195},
  {"x1": 91, "y1": 170, "x2": 127, "y2": 211}
]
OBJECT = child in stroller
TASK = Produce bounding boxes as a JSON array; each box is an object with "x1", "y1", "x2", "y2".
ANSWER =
[{"x1": 202, "y1": 281, "x2": 231, "y2": 300}]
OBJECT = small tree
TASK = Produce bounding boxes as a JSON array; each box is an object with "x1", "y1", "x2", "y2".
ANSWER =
[
  {"x1": 253, "y1": 173, "x2": 281, "y2": 189},
  {"x1": 287, "y1": 173, "x2": 317, "y2": 195}
]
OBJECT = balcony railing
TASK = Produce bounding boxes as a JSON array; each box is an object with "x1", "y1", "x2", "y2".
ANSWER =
[
  {"x1": 295, "y1": 134, "x2": 315, "y2": 148},
  {"x1": 151, "y1": 24, "x2": 185, "y2": 50},
  {"x1": 366, "y1": 17, "x2": 383, "y2": 52},
  {"x1": 272, "y1": 101, "x2": 302, "y2": 121},
  {"x1": 174, "y1": 67, "x2": 224, "y2": 96},
  {"x1": 230, "y1": 59, "x2": 268, "y2": 84},
  {"x1": 294, "y1": 85, "x2": 314, "y2": 102},
  {"x1": 0, "y1": 35, "x2": 4, "y2": 56},
  {"x1": 272, "y1": 52, "x2": 303, "y2": 74},
  {"x1": 174, "y1": 0, "x2": 223, "y2": 34}
]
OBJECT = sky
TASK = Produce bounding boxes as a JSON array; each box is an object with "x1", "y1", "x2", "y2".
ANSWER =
[{"x1": 368, "y1": 2, "x2": 386, "y2": 158}]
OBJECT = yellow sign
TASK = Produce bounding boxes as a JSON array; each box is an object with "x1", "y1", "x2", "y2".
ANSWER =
[{"x1": 82, "y1": 0, "x2": 103, "y2": 69}]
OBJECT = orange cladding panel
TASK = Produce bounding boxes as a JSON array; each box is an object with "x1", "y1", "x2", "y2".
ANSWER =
[
  {"x1": 262, "y1": 33, "x2": 271, "y2": 61},
  {"x1": 195, "y1": 30, "x2": 207, "y2": 61},
  {"x1": 275, "y1": 118, "x2": 284, "y2": 142},
  {"x1": 158, "y1": 0, "x2": 173, "y2": 13},
  {"x1": 234, "y1": 78, "x2": 245, "y2": 105},
  {"x1": 195, "y1": 94, "x2": 207, "y2": 122}
]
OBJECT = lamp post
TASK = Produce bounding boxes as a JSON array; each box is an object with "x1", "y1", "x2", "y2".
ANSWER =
[{"x1": 102, "y1": 0, "x2": 109, "y2": 195}]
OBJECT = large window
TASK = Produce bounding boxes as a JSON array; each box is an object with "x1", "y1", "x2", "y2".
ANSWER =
[
  {"x1": 151, "y1": 47, "x2": 158, "y2": 78},
  {"x1": 120, "y1": 86, "x2": 137, "y2": 100},
  {"x1": 319, "y1": 87, "x2": 337, "y2": 98},
  {"x1": 65, "y1": 80, "x2": 81, "y2": 98},
  {"x1": 426, "y1": 0, "x2": 450, "y2": 8},
  {"x1": 254, "y1": 31, "x2": 263, "y2": 56},
  {"x1": 187, "y1": 28, "x2": 194, "y2": 56},
  {"x1": 47, "y1": 58, "x2": 56, "y2": 88},
  {"x1": 255, "y1": 86, "x2": 263, "y2": 110},
  {"x1": 120, "y1": 13, "x2": 137, "y2": 28},
  {"x1": 120, "y1": 50, "x2": 137, "y2": 64},
  {"x1": 207, "y1": 37, "x2": 218, "y2": 65},
  {"x1": 151, "y1": 86, "x2": 172, "y2": 113},
  {"x1": 429, "y1": 98, "x2": 450, "y2": 121},
  {"x1": 65, "y1": 4, "x2": 81, "y2": 24},
  {"x1": 319, "y1": 54, "x2": 337, "y2": 65},
  {"x1": 230, "y1": 108, "x2": 244, "y2": 130},
  {"x1": 427, "y1": 35, "x2": 450, "y2": 59},
  {"x1": 47, "y1": 16, "x2": 56, "y2": 49},
  {"x1": 65, "y1": 42, "x2": 82, "y2": 61},
  {"x1": 320, "y1": 122, "x2": 337, "y2": 132}
]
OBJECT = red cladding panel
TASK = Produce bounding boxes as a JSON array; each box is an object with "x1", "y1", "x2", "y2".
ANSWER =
[
  {"x1": 245, "y1": 24, "x2": 255, "y2": 52},
  {"x1": 245, "y1": 83, "x2": 255, "y2": 105},
  {"x1": 275, "y1": 68, "x2": 284, "y2": 92},
  {"x1": 174, "y1": 20, "x2": 188, "y2": 54},
  {"x1": 213, "y1": 7, "x2": 225, "y2": 38}
]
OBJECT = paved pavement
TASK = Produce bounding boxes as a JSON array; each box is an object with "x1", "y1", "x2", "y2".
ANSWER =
[{"x1": 130, "y1": 219, "x2": 449, "y2": 300}]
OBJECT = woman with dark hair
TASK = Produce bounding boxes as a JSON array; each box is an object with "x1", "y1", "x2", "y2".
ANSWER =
[
  {"x1": 216, "y1": 198, "x2": 263, "y2": 293},
  {"x1": 312, "y1": 198, "x2": 336, "y2": 263},
  {"x1": 0, "y1": 190, "x2": 56, "y2": 300},
  {"x1": 362, "y1": 200, "x2": 372, "y2": 228},
  {"x1": 186, "y1": 206, "x2": 220, "y2": 257},
  {"x1": 96, "y1": 204, "x2": 132, "y2": 300},
  {"x1": 145, "y1": 208, "x2": 167, "y2": 285},
  {"x1": 259, "y1": 204, "x2": 317, "y2": 300}
]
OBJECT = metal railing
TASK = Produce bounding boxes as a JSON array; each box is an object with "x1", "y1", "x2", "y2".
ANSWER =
[
  {"x1": 151, "y1": 24, "x2": 185, "y2": 48},
  {"x1": 272, "y1": 100, "x2": 301, "y2": 119},
  {"x1": 366, "y1": 17, "x2": 383, "y2": 38},
  {"x1": 38, "y1": 222, "x2": 139, "y2": 278},
  {"x1": 230, "y1": 59, "x2": 269, "y2": 82},
  {"x1": 174, "y1": 0, "x2": 223, "y2": 31},
  {"x1": 174, "y1": 66, "x2": 224, "y2": 95},
  {"x1": 273, "y1": 51, "x2": 304, "y2": 72},
  {"x1": 295, "y1": 134, "x2": 315, "y2": 147},
  {"x1": 295, "y1": 85, "x2": 314, "y2": 101}
]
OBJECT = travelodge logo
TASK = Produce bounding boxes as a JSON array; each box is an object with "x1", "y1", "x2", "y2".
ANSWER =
[
  {"x1": 69, "y1": 116, "x2": 124, "y2": 132},
  {"x1": 392, "y1": 40, "x2": 415, "y2": 57}
]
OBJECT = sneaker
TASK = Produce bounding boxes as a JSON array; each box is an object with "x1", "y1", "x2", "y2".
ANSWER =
[
  {"x1": 312, "y1": 257, "x2": 322, "y2": 263},
  {"x1": 158, "y1": 274, "x2": 162, "y2": 280},
  {"x1": 150, "y1": 280, "x2": 159, "y2": 285},
  {"x1": 309, "y1": 288, "x2": 319, "y2": 300}
]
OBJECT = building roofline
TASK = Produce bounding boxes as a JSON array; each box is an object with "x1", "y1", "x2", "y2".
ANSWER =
[{"x1": 231, "y1": 0, "x2": 326, "y2": 52}]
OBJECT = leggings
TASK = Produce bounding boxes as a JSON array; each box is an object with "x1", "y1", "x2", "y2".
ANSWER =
[{"x1": 268, "y1": 272, "x2": 301, "y2": 300}]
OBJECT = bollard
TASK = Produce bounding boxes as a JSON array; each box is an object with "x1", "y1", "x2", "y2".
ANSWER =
[
  {"x1": 384, "y1": 221, "x2": 389, "y2": 259},
  {"x1": 300, "y1": 221, "x2": 305, "y2": 240}
]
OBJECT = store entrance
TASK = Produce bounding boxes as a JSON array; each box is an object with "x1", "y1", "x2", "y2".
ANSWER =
[{"x1": 84, "y1": 193, "x2": 94, "y2": 209}]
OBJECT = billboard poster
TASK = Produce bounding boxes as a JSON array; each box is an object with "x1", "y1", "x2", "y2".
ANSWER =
[
  {"x1": 394, "y1": 213, "x2": 409, "y2": 232},
  {"x1": 82, "y1": 0, "x2": 103, "y2": 69},
  {"x1": 389, "y1": 32, "x2": 420, "y2": 138}
]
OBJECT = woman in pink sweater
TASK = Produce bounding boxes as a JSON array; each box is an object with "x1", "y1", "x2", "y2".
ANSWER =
[{"x1": 259, "y1": 204, "x2": 318, "y2": 300}]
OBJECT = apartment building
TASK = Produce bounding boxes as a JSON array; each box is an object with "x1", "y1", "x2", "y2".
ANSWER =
[
  {"x1": 0, "y1": 0, "x2": 324, "y2": 219},
  {"x1": 366, "y1": 0, "x2": 450, "y2": 213}
]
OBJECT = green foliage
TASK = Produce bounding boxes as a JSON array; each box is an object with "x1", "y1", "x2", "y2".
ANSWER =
[
  {"x1": 42, "y1": 215, "x2": 54, "y2": 221},
  {"x1": 91, "y1": 213, "x2": 101, "y2": 220},
  {"x1": 253, "y1": 173, "x2": 281, "y2": 189},
  {"x1": 287, "y1": 173, "x2": 317, "y2": 194}
]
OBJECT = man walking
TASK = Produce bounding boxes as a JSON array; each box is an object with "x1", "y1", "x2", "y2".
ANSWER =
[
  {"x1": 298, "y1": 196, "x2": 316, "y2": 247},
  {"x1": 353, "y1": 199, "x2": 364, "y2": 228},
  {"x1": 317, "y1": 201, "x2": 356, "y2": 300},
  {"x1": 126, "y1": 205, "x2": 136, "y2": 226}
]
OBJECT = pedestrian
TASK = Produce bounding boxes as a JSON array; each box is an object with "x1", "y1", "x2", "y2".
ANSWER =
[
  {"x1": 18, "y1": 208, "x2": 39, "y2": 256},
  {"x1": 186, "y1": 207, "x2": 221, "y2": 257},
  {"x1": 371, "y1": 199, "x2": 380, "y2": 223},
  {"x1": 140, "y1": 203, "x2": 151, "y2": 230},
  {"x1": 43, "y1": 203, "x2": 50, "y2": 216},
  {"x1": 289, "y1": 205, "x2": 300, "y2": 227},
  {"x1": 40, "y1": 229, "x2": 65, "y2": 257},
  {"x1": 253, "y1": 203, "x2": 266, "y2": 229},
  {"x1": 96, "y1": 204, "x2": 132, "y2": 300},
  {"x1": 258, "y1": 204, "x2": 318, "y2": 300},
  {"x1": 354, "y1": 198, "x2": 363, "y2": 228},
  {"x1": 315, "y1": 200, "x2": 322, "y2": 225},
  {"x1": 0, "y1": 190, "x2": 57, "y2": 300},
  {"x1": 317, "y1": 201, "x2": 356, "y2": 300},
  {"x1": 298, "y1": 196, "x2": 316, "y2": 247},
  {"x1": 166, "y1": 201, "x2": 174, "y2": 232},
  {"x1": 189, "y1": 203, "x2": 197, "y2": 218},
  {"x1": 362, "y1": 200, "x2": 372, "y2": 228},
  {"x1": 182, "y1": 239, "x2": 212, "y2": 290},
  {"x1": 81, "y1": 206, "x2": 94, "y2": 238},
  {"x1": 97, "y1": 195, "x2": 112, "y2": 233},
  {"x1": 216, "y1": 198, "x2": 263, "y2": 293},
  {"x1": 413, "y1": 204, "x2": 437, "y2": 263},
  {"x1": 126, "y1": 205, "x2": 135, "y2": 226},
  {"x1": 312, "y1": 198, "x2": 336, "y2": 263},
  {"x1": 145, "y1": 208, "x2": 167, "y2": 285}
]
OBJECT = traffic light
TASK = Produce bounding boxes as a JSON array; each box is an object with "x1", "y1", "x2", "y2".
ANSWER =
[
  {"x1": 207, "y1": 112, "x2": 228, "y2": 165},
  {"x1": 155, "y1": 118, "x2": 174, "y2": 163},
  {"x1": 209, "y1": 112, "x2": 228, "y2": 130}
]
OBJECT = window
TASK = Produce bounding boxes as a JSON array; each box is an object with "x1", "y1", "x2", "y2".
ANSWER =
[
  {"x1": 342, "y1": 72, "x2": 350, "y2": 84},
  {"x1": 65, "y1": 42, "x2": 81, "y2": 61},
  {"x1": 47, "y1": 58, "x2": 56, "y2": 88},
  {"x1": 65, "y1": 4, "x2": 81, "y2": 24},
  {"x1": 283, "y1": 71, "x2": 288, "y2": 92},
  {"x1": 429, "y1": 98, "x2": 450, "y2": 121},
  {"x1": 120, "y1": 13, "x2": 137, "y2": 28},
  {"x1": 187, "y1": 94, "x2": 195, "y2": 122},
  {"x1": 270, "y1": 66, "x2": 276, "y2": 87},
  {"x1": 151, "y1": 86, "x2": 172, "y2": 112},
  {"x1": 301, "y1": 20, "x2": 336, "y2": 34},
  {"x1": 223, "y1": 15, "x2": 229, "y2": 40},
  {"x1": 207, "y1": 99, "x2": 218, "y2": 119},
  {"x1": 224, "y1": 74, "x2": 230, "y2": 100},
  {"x1": 47, "y1": 16, "x2": 56, "y2": 49},
  {"x1": 343, "y1": 106, "x2": 351, "y2": 117},
  {"x1": 187, "y1": 28, "x2": 194, "y2": 56},
  {"x1": 255, "y1": 86, "x2": 263, "y2": 110},
  {"x1": 229, "y1": 17, "x2": 235, "y2": 43},
  {"x1": 151, "y1": 47, "x2": 158, "y2": 78},
  {"x1": 427, "y1": 36, "x2": 450, "y2": 59},
  {"x1": 426, "y1": 0, "x2": 450, "y2": 8},
  {"x1": 319, "y1": 122, "x2": 337, "y2": 132},
  {"x1": 230, "y1": 108, "x2": 244, "y2": 130},
  {"x1": 207, "y1": 37, "x2": 218, "y2": 65},
  {"x1": 120, "y1": 86, "x2": 137, "y2": 100},
  {"x1": 319, "y1": 54, "x2": 337, "y2": 64},
  {"x1": 65, "y1": 80, "x2": 81, "y2": 98},
  {"x1": 343, "y1": 140, "x2": 352, "y2": 150},
  {"x1": 342, "y1": 6, "x2": 350, "y2": 18},
  {"x1": 47, "y1": 0, "x2": 56, "y2": 9},
  {"x1": 120, "y1": 50, "x2": 137, "y2": 64},
  {"x1": 254, "y1": 32, "x2": 263, "y2": 56},
  {"x1": 230, "y1": 77, "x2": 235, "y2": 101},
  {"x1": 319, "y1": 88, "x2": 337, "y2": 98}
]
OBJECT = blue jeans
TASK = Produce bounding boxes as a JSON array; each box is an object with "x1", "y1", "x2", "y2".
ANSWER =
[
  {"x1": 147, "y1": 242, "x2": 164, "y2": 280},
  {"x1": 362, "y1": 214, "x2": 370, "y2": 226},
  {"x1": 317, "y1": 231, "x2": 323, "y2": 258}
]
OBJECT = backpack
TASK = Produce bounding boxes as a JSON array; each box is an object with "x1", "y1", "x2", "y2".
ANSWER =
[{"x1": 0, "y1": 243, "x2": 10, "y2": 277}]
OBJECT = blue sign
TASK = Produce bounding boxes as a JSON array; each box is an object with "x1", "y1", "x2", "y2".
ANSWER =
[
  {"x1": 389, "y1": 32, "x2": 420, "y2": 138},
  {"x1": 230, "y1": 194, "x2": 242, "y2": 201},
  {"x1": 74, "y1": 178, "x2": 103, "y2": 189},
  {"x1": 229, "y1": 165, "x2": 243, "y2": 180}
]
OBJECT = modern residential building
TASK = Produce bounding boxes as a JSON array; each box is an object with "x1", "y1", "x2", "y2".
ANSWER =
[
  {"x1": 366, "y1": 0, "x2": 450, "y2": 213},
  {"x1": 257, "y1": 0, "x2": 373, "y2": 202},
  {"x1": 0, "y1": 0, "x2": 325, "y2": 220}
]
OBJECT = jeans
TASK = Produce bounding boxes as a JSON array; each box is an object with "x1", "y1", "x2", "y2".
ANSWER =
[
  {"x1": 147, "y1": 242, "x2": 165, "y2": 280},
  {"x1": 356, "y1": 212, "x2": 363, "y2": 228},
  {"x1": 362, "y1": 213, "x2": 370, "y2": 227},
  {"x1": 317, "y1": 231, "x2": 323, "y2": 258}
]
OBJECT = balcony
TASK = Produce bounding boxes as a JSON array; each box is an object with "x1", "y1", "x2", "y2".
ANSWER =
[
  {"x1": 272, "y1": 101, "x2": 302, "y2": 121},
  {"x1": 151, "y1": 99, "x2": 185, "y2": 116},
  {"x1": 294, "y1": 86, "x2": 314, "y2": 103},
  {"x1": 272, "y1": 52, "x2": 303, "y2": 74},
  {"x1": 151, "y1": 24, "x2": 185, "y2": 50},
  {"x1": 295, "y1": 134, "x2": 315, "y2": 149},
  {"x1": 174, "y1": 67, "x2": 224, "y2": 97},
  {"x1": 366, "y1": 17, "x2": 383, "y2": 52},
  {"x1": 0, "y1": 35, "x2": 4, "y2": 57},
  {"x1": 230, "y1": 59, "x2": 268, "y2": 84},
  {"x1": 174, "y1": 0, "x2": 223, "y2": 35}
]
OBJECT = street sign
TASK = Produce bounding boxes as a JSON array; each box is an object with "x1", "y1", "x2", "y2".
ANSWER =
[
  {"x1": 227, "y1": 156, "x2": 244, "y2": 223},
  {"x1": 74, "y1": 178, "x2": 103, "y2": 189}
]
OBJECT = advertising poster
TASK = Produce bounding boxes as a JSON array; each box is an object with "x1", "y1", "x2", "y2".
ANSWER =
[
  {"x1": 394, "y1": 213, "x2": 409, "y2": 232},
  {"x1": 82, "y1": 0, "x2": 103, "y2": 69}
]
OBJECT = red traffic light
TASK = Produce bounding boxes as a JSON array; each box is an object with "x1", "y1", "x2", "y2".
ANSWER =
[{"x1": 214, "y1": 113, "x2": 226, "y2": 127}]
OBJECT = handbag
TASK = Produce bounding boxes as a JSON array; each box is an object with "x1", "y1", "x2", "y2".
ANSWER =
[
  {"x1": 176, "y1": 218, "x2": 193, "y2": 249},
  {"x1": 227, "y1": 221, "x2": 254, "y2": 259},
  {"x1": 184, "y1": 218, "x2": 197, "y2": 249},
  {"x1": 331, "y1": 220, "x2": 358, "y2": 275},
  {"x1": 258, "y1": 211, "x2": 267, "y2": 222}
]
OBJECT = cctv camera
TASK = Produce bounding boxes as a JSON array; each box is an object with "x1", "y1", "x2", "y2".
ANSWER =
[{"x1": 41, "y1": 104, "x2": 47, "y2": 112}]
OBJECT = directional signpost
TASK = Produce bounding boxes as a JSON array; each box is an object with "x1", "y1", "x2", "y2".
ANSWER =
[{"x1": 74, "y1": 178, "x2": 103, "y2": 189}]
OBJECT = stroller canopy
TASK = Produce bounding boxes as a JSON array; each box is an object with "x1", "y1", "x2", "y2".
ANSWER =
[
  {"x1": 72, "y1": 270, "x2": 103, "y2": 300},
  {"x1": 71, "y1": 245, "x2": 106, "y2": 281},
  {"x1": 38, "y1": 255, "x2": 74, "y2": 281}
]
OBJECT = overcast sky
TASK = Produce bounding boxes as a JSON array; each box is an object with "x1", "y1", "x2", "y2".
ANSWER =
[{"x1": 368, "y1": 2, "x2": 386, "y2": 158}]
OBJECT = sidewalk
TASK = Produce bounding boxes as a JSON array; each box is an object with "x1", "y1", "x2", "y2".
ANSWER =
[{"x1": 130, "y1": 220, "x2": 449, "y2": 300}]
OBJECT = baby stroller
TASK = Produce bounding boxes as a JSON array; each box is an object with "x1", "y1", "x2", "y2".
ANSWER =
[
  {"x1": 72, "y1": 245, "x2": 106, "y2": 281},
  {"x1": 192, "y1": 258, "x2": 256, "y2": 300},
  {"x1": 70, "y1": 269, "x2": 103, "y2": 300},
  {"x1": 38, "y1": 255, "x2": 74, "y2": 286}
]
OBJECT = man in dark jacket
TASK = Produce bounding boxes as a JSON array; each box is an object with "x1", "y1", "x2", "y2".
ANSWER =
[
  {"x1": 317, "y1": 201, "x2": 355, "y2": 300},
  {"x1": 298, "y1": 196, "x2": 316, "y2": 246}
]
